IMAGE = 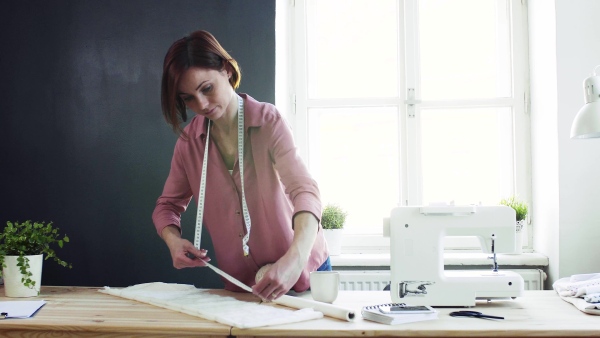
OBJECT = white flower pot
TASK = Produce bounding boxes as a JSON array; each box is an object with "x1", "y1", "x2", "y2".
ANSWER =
[
  {"x1": 323, "y1": 229, "x2": 343, "y2": 256},
  {"x1": 506, "y1": 220, "x2": 525, "y2": 254},
  {"x1": 514, "y1": 220, "x2": 524, "y2": 254},
  {"x1": 2, "y1": 254, "x2": 43, "y2": 297}
]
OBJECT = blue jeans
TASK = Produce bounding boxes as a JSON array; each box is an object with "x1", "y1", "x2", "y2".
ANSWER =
[{"x1": 316, "y1": 256, "x2": 332, "y2": 271}]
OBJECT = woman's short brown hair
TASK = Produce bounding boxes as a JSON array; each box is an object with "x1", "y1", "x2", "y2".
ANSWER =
[{"x1": 161, "y1": 30, "x2": 241, "y2": 134}]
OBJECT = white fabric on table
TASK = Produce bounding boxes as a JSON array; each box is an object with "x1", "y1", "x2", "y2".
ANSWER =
[
  {"x1": 566, "y1": 273, "x2": 600, "y2": 283},
  {"x1": 100, "y1": 282, "x2": 323, "y2": 328},
  {"x1": 553, "y1": 275, "x2": 600, "y2": 315},
  {"x1": 584, "y1": 293, "x2": 600, "y2": 303},
  {"x1": 553, "y1": 274, "x2": 600, "y2": 297}
]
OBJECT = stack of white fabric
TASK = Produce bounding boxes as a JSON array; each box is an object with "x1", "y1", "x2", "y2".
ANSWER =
[
  {"x1": 553, "y1": 273, "x2": 600, "y2": 315},
  {"x1": 100, "y1": 282, "x2": 323, "y2": 328}
]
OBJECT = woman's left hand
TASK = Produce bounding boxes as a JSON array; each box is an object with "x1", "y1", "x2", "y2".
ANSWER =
[
  {"x1": 251, "y1": 253, "x2": 303, "y2": 301},
  {"x1": 251, "y1": 212, "x2": 319, "y2": 301}
]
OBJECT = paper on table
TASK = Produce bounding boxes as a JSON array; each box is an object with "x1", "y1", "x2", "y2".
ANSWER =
[
  {"x1": 0, "y1": 300, "x2": 46, "y2": 319},
  {"x1": 361, "y1": 304, "x2": 438, "y2": 325},
  {"x1": 204, "y1": 262, "x2": 355, "y2": 321}
]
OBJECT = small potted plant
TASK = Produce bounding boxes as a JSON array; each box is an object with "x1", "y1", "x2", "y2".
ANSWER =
[
  {"x1": 499, "y1": 196, "x2": 528, "y2": 253},
  {"x1": 0, "y1": 220, "x2": 72, "y2": 297},
  {"x1": 321, "y1": 204, "x2": 347, "y2": 256}
]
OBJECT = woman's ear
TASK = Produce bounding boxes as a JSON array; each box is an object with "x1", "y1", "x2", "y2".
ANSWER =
[{"x1": 222, "y1": 61, "x2": 232, "y2": 79}]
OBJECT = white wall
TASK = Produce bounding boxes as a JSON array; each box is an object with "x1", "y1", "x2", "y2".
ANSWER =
[
  {"x1": 530, "y1": 0, "x2": 600, "y2": 286},
  {"x1": 528, "y1": 0, "x2": 560, "y2": 287}
]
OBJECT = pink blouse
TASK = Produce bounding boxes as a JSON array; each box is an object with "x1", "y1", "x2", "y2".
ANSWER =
[{"x1": 152, "y1": 94, "x2": 328, "y2": 292}]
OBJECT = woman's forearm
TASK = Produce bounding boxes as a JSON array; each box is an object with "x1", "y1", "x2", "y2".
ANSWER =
[{"x1": 288, "y1": 211, "x2": 319, "y2": 268}]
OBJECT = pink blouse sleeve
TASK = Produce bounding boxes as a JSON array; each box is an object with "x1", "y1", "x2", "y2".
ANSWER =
[
  {"x1": 268, "y1": 115, "x2": 322, "y2": 224},
  {"x1": 152, "y1": 143, "x2": 194, "y2": 236}
]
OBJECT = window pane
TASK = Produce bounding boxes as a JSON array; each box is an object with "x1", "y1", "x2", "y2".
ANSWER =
[
  {"x1": 420, "y1": 107, "x2": 514, "y2": 205},
  {"x1": 418, "y1": 0, "x2": 512, "y2": 100},
  {"x1": 306, "y1": 0, "x2": 399, "y2": 99},
  {"x1": 308, "y1": 107, "x2": 400, "y2": 234}
]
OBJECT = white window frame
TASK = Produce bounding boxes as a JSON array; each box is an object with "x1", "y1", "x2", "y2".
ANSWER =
[{"x1": 277, "y1": 0, "x2": 531, "y2": 253}]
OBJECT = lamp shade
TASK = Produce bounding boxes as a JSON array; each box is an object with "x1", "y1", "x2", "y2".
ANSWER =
[{"x1": 571, "y1": 67, "x2": 600, "y2": 139}]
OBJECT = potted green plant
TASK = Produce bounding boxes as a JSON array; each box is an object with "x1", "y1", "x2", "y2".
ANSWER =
[
  {"x1": 0, "y1": 220, "x2": 72, "y2": 297},
  {"x1": 321, "y1": 204, "x2": 347, "y2": 256},
  {"x1": 499, "y1": 196, "x2": 528, "y2": 254}
]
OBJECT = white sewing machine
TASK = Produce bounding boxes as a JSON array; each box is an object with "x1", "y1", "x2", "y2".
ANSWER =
[{"x1": 383, "y1": 205, "x2": 524, "y2": 307}]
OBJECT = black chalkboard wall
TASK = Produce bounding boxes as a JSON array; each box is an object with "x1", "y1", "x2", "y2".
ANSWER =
[{"x1": 0, "y1": 0, "x2": 275, "y2": 288}]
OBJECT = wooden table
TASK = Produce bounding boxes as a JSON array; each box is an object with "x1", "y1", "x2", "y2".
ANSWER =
[
  {"x1": 0, "y1": 286, "x2": 231, "y2": 337},
  {"x1": 1, "y1": 286, "x2": 599, "y2": 337},
  {"x1": 234, "y1": 291, "x2": 600, "y2": 338}
]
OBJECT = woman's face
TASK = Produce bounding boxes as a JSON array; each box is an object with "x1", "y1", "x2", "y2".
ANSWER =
[{"x1": 177, "y1": 67, "x2": 235, "y2": 120}]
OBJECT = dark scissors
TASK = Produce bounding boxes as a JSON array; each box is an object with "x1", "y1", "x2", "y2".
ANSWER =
[{"x1": 450, "y1": 311, "x2": 504, "y2": 320}]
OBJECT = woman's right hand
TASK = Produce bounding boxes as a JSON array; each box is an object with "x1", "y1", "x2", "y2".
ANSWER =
[{"x1": 161, "y1": 225, "x2": 211, "y2": 268}]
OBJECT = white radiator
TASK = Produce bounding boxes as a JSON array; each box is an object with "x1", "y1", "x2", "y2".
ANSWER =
[{"x1": 338, "y1": 269, "x2": 546, "y2": 291}]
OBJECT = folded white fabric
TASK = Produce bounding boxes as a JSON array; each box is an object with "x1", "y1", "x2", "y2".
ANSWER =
[
  {"x1": 556, "y1": 294, "x2": 600, "y2": 315},
  {"x1": 553, "y1": 275, "x2": 600, "y2": 315},
  {"x1": 576, "y1": 285, "x2": 600, "y2": 297},
  {"x1": 567, "y1": 273, "x2": 600, "y2": 283},
  {"x1": 552, "y1": 274, "x2": 600, "y2": 297},
  {"x1": 100, "y1": 282, "x2": 323, "y2": 328},
  {"x1": 584, "y1": 293, "x2": 600, "y2": 303}
]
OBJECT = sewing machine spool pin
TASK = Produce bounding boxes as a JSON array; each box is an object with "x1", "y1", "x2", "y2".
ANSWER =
[{"x1": 488, "y1": 234, "x2": 499, "y2": 273}]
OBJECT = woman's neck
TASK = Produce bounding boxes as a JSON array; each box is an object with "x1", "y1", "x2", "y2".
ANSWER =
[{"x1": 212, "y1": 91, "x2": 238, "y2": 134}]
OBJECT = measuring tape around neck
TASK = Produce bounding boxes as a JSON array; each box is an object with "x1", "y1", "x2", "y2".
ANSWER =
[{"x1": 193, "y1": 94, "x2": 252, "y2": 256}]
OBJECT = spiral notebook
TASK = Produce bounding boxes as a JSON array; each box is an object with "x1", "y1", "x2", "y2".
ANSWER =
[{"x1": 361, "y1": 303, "x2": 438, "y2": 325}]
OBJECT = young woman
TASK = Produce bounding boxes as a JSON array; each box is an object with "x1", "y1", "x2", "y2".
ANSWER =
[{"x1": 153, "y1": 30, "x2": 330, "y2": 301}]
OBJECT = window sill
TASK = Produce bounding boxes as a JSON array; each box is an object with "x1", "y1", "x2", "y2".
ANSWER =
[{"x1": 330, "y1": 251, "x2": 549, "y2": 268}]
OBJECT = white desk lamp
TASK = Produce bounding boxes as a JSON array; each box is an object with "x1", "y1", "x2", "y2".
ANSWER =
[{"x1": 571, "y1": 65, "x2": 600, "y2": 139}]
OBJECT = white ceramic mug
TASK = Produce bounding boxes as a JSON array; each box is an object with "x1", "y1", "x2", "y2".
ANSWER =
[{"x1": 310, "y1": 271, "x2": 339, "y2": 303}]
